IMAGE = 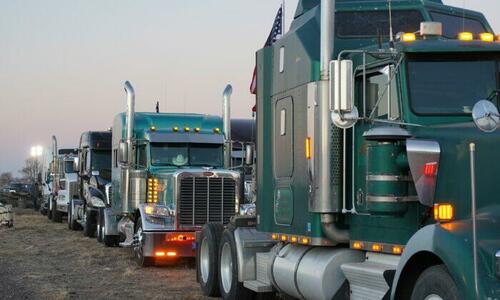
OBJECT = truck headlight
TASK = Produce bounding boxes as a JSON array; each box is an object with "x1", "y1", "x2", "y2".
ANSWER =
[{"x1": 144, "y1": 204, "x2": 171, "y2": 217}]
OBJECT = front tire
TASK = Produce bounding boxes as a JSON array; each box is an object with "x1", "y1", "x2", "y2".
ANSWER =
[
  {"x1": 83, "y1": 208, "x2": 96, "y2": 237},
  {"x1": 410, "y1": 264, "x2": 460, "y2": 300},
  {"x1": 134, "y1": 217, "x2": 154, "y2": 267},
  {"x1": 198, "y1": 223, "x2": 224, "y2": 297},
  {"x1": 218, "y1": 227, "x2": 254, "y2": 300},
  {"x1": 96, "y1": 208, "x2": 104, "y2": 243}
]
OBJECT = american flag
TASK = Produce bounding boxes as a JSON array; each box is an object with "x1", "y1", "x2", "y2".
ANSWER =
[{"x1": 249, "y1": 5, "x2": 283, "y2": 95}]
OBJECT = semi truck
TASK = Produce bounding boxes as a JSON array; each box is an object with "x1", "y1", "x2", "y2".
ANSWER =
[
  {"x1": 100, "y1": 81, "x2": 243, "y2": 267},
  {"x1": 48, "y1": 136, "x2": 79, "y2": 223},
  {"x1": 197, "y1": 0, "x2": 500, "y2": 299},
  {"x1": 68, "y1": 131, "x2": 112, "y2": 237}
]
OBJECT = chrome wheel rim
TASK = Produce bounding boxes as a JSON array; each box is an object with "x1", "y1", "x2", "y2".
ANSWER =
[
  {"x1": 424, "y1": 295, "x2": 444, "y2": 300},
  {"x1": 220, "y1": 242, "x2": 232, "y2": 294},
  {"x1": 135, "y1": 226, "x2": 144, "y2": 259},
  {"x1": 200, "y1": 237, "x2": 210, "y2": 283}
]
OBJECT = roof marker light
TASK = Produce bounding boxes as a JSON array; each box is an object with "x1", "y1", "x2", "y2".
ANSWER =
[
  {"x1": 401, "y1": 33, "x2": 416, "y2": 42},
  {"x1": 195, "y1": 127, "x2": 201, "y2": 133},
  {"x1": 392, "y1": 246, "x2": 403, "y2": 255},
  {"x1": 372, "y1": 244, "x2": 382, "y2": 252},
  {"x1": 458, "y1": 32, "x2": 474, "y2": 41},
  {"x1": 480, "y1": 32, "x2": 494, "y2": 42},
  {"x1": 213, "y1": 128, "x2": 221, "y2": 134},
  {"x1": 173, "y1": 126, "x2": 179, "y2": 132},
  {"x1": 150, "y1": 126, "x2": 157, "y2": 131},
  {"x1": 280, "y1": 234, "x2": 288, "y2": 242},
  {"x1": 352, "y1": 241, "x2": 363, "y2": 250},
  {"x1": 184, "y1": 127, "x2": 190, "y2": 132}
]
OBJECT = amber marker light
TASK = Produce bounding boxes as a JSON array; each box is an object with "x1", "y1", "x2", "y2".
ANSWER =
[
  {"x1": 150, "y1": 126, "x2": 157, "y2": 131},
  {"x1": 155, "y1": 251, "x2": 166, "y2": 257},
  {"x1": 352, "y1": 241, "x2": 363, "y2": 250},
  {"x1": 458, "y1": 32, "x2": 474, "y2": 41},
  {"x1": 195, "y1": 127, "x2": 201, "y2": 133},
  {"x1": 392, "y1": 246, "x2": 403, "y2": 255},
  {"x1": 305, "y1": 137, "x2": 312, "y2": 159},
  {"x1": 280, "y1": 234, "x2": 288, "y2": 242},
  {"x1": 271, "y1": 233, "x2": 278, "y2": 240},
  {"x1": 479, "y1": 32, "x2": 494, "y2": 42},
  {"x1": 173, "y1": 126, "x2": 179, "y2": 132},
  {"x1": 184, "y1": 127, "x2": 190, "y2": 132},
  {"x1": 401, "y1": 32, "x2": 416, "y2": 42},
  {"x1": 301, "y1": 237, "x2": 310, "y2": 245},
  {"x1": 434, "y1": 203, "x2": 454, "y2": 222},
  {"x1": 291, "y1": 236, "x2": 298, "y2": 243},
  {"x1": 372, "y1": 244, "x2": 382, "y2": 252},
  {"x1": 213, "y1": 127, "x2": 221, "y2": 134},
  {"x1": 166, "y1": 251, "x2": 177, "y2": 257}
]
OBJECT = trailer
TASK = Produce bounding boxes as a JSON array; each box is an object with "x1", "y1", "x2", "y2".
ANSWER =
[{"x1": 197, "y1": 0, "x2": 500, "y2": 299}]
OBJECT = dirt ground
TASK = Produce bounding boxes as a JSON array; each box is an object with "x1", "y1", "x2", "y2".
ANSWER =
[{"x1": 0, "y1": 208, "x2": 210, "y2": 300}]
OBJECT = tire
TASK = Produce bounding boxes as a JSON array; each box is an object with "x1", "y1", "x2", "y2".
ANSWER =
[
  {"x1": 96, "y1": 208, "x2": 104, "y2": 243},
  {"x1": 134, "y1": 217, "x2": 154, "y2": 267},
  {"x1": 218, "y1": 227, "x2": 254, "y2": 300},
  {"x1": 68, "y1": 199, "x2": 80, "y2": 230},
  {"x1": 83, "y1": 208, "x2": 96, "y2": 238},
  {"x1": 411, "y1": 264, "x2": 460, "y2": 300},
  {"x1": 198, "y1": 223, "x2": 224, "y2": 297},
  {"x1": 52, "y1": 199, "x2": 62, "y2": 223}
]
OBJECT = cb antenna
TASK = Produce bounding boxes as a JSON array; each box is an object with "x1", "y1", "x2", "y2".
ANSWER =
[
  {"x1": 155, "y1": 101, "x2": 160, "y2": 113},
  {"x1": 388, "y1": 0, "x2": 394, "y2": 49}
]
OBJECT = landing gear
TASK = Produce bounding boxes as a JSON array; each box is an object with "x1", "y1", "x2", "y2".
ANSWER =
[
  {"x1": 410, "y1": 265, "x2": 459, "y2": 300},
  {"x1": 198, "y1": 223, "x2": 224, "y2": 297}
]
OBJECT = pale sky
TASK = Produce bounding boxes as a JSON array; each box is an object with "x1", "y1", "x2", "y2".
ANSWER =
[{"x1": 0, "y1": 0, "x2": 499, "y2": 175}]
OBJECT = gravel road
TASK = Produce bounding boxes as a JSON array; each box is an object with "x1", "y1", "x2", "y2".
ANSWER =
[{"x1": 0, "y1": 209, "x2": 209, "y2": 300}]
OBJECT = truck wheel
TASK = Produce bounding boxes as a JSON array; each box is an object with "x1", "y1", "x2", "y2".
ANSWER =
[
  {"x1": 218, "y1": 227, "x2": 254, "y2": 300},
  {"x1": 68, "y1": 199, "x2": 80, "y2": 230},
  {"x1": 96, "y1": 208, "x2": 104, "y2": 243},
  {"x1": 134, "y1": 217, "x2": 154, "y2": 267},
  {"x1": 411, "y1": 264, "x2": 459, "y2": 300},
  {"x1": 52, "y1": 199, "x2": 62, "y2": 223},
  {"x1": 83, "y1": 208, "x2": 96, "y2": 237},
  {"x1": 198, "y1": 223, "x2": 224, "y2": 297}
]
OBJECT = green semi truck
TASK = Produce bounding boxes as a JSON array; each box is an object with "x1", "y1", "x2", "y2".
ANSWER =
[
  {"x1": 101, "y1": 81, "x2": 244, "y2": 266},
  {"x1": 197, "y1": 0, "x2": 500, "y2": 299}
]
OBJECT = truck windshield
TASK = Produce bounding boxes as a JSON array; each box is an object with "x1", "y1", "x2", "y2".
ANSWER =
[
  {"x1": 64, "y1": 160, "x2": 75, "y2": 173},
  {"x1": 407, "y1": 55, "x2": 499, "y2": 115},
  {"x1": 150, "y1": 143, "x2": 223, "y2": 167}
]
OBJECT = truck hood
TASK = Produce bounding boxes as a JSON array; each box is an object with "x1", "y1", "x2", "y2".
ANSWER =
[{"x1": 410, "y1": 122, "x2": 500, "y2": 217}]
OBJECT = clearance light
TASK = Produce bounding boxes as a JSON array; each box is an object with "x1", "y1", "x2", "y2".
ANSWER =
[
  {"x1": 479, "y1": 32, "x2": 494, "y2": 42},
  {"x1": 166, "y1": 234, "x2": 195, "y2": 242},
  {"x1": 173, "y1": 126, "x2": 179, "y2": 132},
  {"x1": 271, "y1": 233, "x2": 278, "y2": 240},
  {"x1": 401, "y1": 33, "x2": 416, "y2": 42},
  {"x1": 150, "y1": 126, "x2": 157, "y2": 131},
  {"x1": 458, "y1": 32, "x2": 474, "y2": 41},
  {"x1": 305, "y1": 137, "x2": 312, "y2": 159},
  {"x1": 372, "y1": 244, "x2": 382, "y2": 252},
  {"x1": 213, "y1": 128, "x2": 221, "y2": 134},
  {"x1": 184, "y1": 127, "x2": 190, "y2": 132},
  {"x1": 392, "y1": 246, "x2": 403, "y2": 255},
  {"x1": 301, "y1": 237, "x2": 310, "y2": 245},
  {"x1": 280, "y1": 234, "x2": 288, "y2": 242},
  {"x1": 423, "y1": 162, "x2": 438, "y2": 177},
  {"x1": 167, "y1": 251, "x2": 177, "y2": 257},
  {"x1": 290, "y1": 236, "x2": 298, "y2": 243},
  {"x1": 155, "y1": 251, "x2": 166, "y2": 257},
  {"x1": 195, "y1": 127, "x2": 201, "y2": 133},
  {"x1": 352, "y1": 241, "x2": 363, "y2": 250},
  {"x1": 434, "y1": 203, "x2": 454, "y2": 222},
  {"x1": 147, "y1": 178, "x2": 159, "y2": 203}
]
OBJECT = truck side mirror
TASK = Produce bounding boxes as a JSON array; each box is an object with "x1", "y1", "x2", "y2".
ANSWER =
[
  {"x1": 118, "y1": 141, "x2": 128, "y2": 164},
  {"x1": 244, "y1": 144, "x2": 254, "y2": 166},
  {"x1": 330, "y1": 60, "x2": 358, "y2": 128}
]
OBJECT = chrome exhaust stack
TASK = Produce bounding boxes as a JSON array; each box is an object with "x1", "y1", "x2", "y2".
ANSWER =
[
  {"x1": 51, "y1": 135, "x2": 58, "y2": 173},
  {"x1": 122, "y1": 81, "x2": 135, "y2": 212},
  {"x1": 316, "y1": 0, "x2": 349, "y2": 244},
  {"x1": 223, "y1": 84, "x2": 233, "y2": 168}
]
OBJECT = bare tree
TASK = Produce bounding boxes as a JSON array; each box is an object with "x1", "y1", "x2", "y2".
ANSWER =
[
  {"x1": 0, "y1": 172, "x2": 14, "y2": 186},
  {"x1": 20, "y1": 158, "x2": 43, "y2": 183}
]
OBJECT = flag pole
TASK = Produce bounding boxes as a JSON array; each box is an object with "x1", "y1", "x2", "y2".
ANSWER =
[{"x1": 282, "y1": 0, "x2": 286, "y2": 34}]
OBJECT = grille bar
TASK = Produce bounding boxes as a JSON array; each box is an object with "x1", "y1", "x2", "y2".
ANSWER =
[{"x1": 179, "y1": 176, "x2": 236, "y2": 226}]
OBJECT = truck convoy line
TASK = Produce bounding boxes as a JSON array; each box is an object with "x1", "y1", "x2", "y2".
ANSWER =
[
  {"x1": 29, "y1": 0, "x2": 499, "y2": 299},
  {"x1": 195, "y1": 0, "x2": 500, "y2": 300}
]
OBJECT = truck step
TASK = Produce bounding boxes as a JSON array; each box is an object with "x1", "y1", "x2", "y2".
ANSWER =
[
  {"x1": 341, "y1": 253, "x2": 400, "y2": 300},
  {"x1": 243, "y1": 252, "x2": 273, "y2": 293}
]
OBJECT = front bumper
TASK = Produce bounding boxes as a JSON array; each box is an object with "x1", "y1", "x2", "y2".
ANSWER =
[{"x1": 142, "y1": 231, "x2": 196, "y2": 258}]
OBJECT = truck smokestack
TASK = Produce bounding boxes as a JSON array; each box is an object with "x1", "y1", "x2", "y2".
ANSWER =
[
  {"x1": 223, "y1": 84, "x2": 232, "y2": 168},
  {"x1": 52, "y1": 135, "x2": 58, "y2": 160},
  {"x1": 123, "y1": 81, "x2": 135, "y2": 211}
]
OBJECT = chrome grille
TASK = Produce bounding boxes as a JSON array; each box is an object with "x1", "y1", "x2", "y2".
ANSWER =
[{"x1": 179, "y1": 176, "x2": 236, "y2": 226}]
